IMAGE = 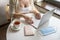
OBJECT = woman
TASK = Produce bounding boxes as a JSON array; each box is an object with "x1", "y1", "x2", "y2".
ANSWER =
[{"x1": 6, "y1": 0, "x2": 41, "y2": 24}]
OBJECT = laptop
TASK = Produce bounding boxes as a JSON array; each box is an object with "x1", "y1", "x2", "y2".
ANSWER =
[{"x1": 25, "y1": 9, "x2": 55, "y2": 29}]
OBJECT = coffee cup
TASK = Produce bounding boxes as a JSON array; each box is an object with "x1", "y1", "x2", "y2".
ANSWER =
[{"x1": 13, "y1": 20, "x2": 20, "y2": 29}]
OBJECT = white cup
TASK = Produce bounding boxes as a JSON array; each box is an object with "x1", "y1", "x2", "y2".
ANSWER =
[{"x1": 13, "y1": 20, "x2": 20, "y2": 29}]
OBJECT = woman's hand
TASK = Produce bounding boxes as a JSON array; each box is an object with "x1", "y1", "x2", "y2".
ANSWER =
[
  {"x1": 13, "y1": 13, "x2": 21, "y2": 18},
  {"x1": 30, "y1": 10, "x2": 41, "y2": 20},
  {"x1": 34, "y1": 13, "x2": 41, "y2": 20},
  {"x1": 23, "y1": 15, "x2": 33, "y2": 24}
]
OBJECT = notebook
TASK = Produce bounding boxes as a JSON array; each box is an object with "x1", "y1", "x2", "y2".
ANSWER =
[{"x1": 24, "y1": 26, "x2": 34, "y2": 36}]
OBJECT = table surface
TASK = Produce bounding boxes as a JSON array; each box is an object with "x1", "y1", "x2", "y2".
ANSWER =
[{"x1": 6, "y1": 14, "x2": 60, "y2": 40}]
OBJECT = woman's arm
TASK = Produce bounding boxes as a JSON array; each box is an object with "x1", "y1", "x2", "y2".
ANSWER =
[
  {"x1": 30, "y1": 0, "x2": 40, "y2": 13},
  {"x1": 30, "y1": 0, "x2": 41, "y2": 19}
]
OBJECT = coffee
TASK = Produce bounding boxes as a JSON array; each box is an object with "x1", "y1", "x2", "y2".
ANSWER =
[
  {"x1": 14, "y1": 21, "x2": 20, "y2": 25},
  {"x1": 13, "y1": 21, "x2": 20, "y2": 29}
]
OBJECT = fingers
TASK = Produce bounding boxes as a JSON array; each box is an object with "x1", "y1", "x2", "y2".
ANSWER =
[
  {"x1": 24, "y1": 16, "x2": 33, "y2": 24},
  {"x1": 13, "y1": 13, "x2": 22, "y2": 19},
  {"x1": 35, "y1": 13, "x2": 41, "y2": 20},
  {"x1": 13, "y1": 14, "x2": 19, "y2": 18},
  {"x1": 25, "y1": 19, "x2": 33, "y2": 24},
  {"x1": 31, "y1": 10, "x2": 41, "y2": 20}
]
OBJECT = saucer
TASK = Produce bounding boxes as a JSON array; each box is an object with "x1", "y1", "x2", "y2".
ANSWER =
[{"x1": 10, "y1": 24, "x2": 21, "y2": 31}]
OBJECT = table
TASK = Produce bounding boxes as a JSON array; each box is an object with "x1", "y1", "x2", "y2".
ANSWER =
[{"x1": 6, "y1": 14, "x2": 60, "y2": 40}]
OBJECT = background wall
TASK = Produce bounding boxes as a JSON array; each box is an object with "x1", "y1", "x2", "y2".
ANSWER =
[{"x1": 0, "y1": 0, "x2": 9, "y2": 25}]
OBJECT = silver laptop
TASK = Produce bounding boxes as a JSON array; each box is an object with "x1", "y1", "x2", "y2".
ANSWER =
[
  {"x1": 25, "y1": 9, "x2": 55, "y2": 29},
  {"x1": 37, "y1": 9, "x2": 55, "y2": 28}
]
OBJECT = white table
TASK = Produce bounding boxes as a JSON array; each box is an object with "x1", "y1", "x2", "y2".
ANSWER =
[{"x1": 6, "y1": 14, "x2": 60, "y2": 40}]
